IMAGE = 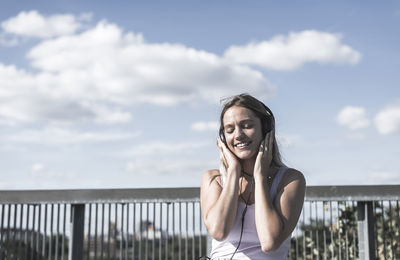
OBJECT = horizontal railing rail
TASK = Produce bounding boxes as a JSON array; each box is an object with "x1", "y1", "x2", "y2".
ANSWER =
[
  {"x1": 0, "y1": 187, "x2": 201, "y2": 204},
  {"x1": 0, "y1": 185, "x2": 399, "y2": 260},
  {"x1": 0, "y1": 185, "x2": 399, "y2": 204}
]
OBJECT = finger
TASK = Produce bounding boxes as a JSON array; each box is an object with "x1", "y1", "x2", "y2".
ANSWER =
[
  {"x1": 219, "y1": 138, "x2": 236, "y2": 159},
  {"x1": 220, "y1": 153, "x2": 228, "y2": 170},
  {"x1": 217, "y1": 139, "x2": 228, "y2": 169},
  {"x1": 257, "y1": 140, "x2": 265, "y2": 165}
]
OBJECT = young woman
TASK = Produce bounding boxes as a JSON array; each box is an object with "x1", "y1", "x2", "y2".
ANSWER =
[{"x1": 200, "y1": 94, "x2": 306, "y2": 259}]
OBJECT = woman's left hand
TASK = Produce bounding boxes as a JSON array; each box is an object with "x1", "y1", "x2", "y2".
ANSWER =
[{"x1": 254, "y1": 130, "x2": 274, "y2": 181}]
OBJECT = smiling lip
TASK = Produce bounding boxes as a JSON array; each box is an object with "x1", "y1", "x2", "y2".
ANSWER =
[{"x1": 234, "y1": 141, "x2": 252, "y2": 149}]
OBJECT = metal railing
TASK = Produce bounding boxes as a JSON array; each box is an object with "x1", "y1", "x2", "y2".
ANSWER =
[{"x1": 0, "y1": 185, "x2": 399, "y2": 259}]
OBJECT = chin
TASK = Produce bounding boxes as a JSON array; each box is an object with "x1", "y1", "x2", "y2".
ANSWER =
[{"x1": 234, "y1": 150, "x2": 257, "y2": 160}]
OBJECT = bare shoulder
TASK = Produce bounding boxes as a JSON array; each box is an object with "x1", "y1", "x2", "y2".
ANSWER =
[
  {"x1": 279, "y1": 167, "x2": 306, "y2": 193},
  {"x1": 201, "y1": 169, "x2": 223, "y2": 189},
  {"x1": 200, "y1": 169, "x2": 223, "y2": 213},
  {"x1": 285, "y1": 168, "x2": 305, "y2": 183}
]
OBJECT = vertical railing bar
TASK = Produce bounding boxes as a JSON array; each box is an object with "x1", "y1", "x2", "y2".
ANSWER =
[
  {"x1": 166, "y1": 203, "x2": 170, "y2": 260},
  {"x1": 152, "y1": 202, "x2": 155, "y2": 260},
  {"x1": 337, "y1": 201, "x2": 341, "y2": 260},
  {"x1": 132, "y1": 202, "x2": 136, "y2": 259},
  {"x1": 25, "y1": 204, "x2": 30, "y2": 260},
  {"x1": 309, "y1": 201, "x2": 313, "y2": 260},
  {"x1": 113, "y1": 204, "x2": 117, "y2": 260},
  {"x1": 94, "y1": 204, "x2": 98, "y2": 260},
  {"x1": 159, "y1": 202, "x2": 162, "y2": 260},
  {"x1": 100, "y1": 203, "x2": 111, "y2": 260},
  {"x1": 87, "y1": 204, "x2": 92, "y2": 260},
  {"x1": 37, "y1": 205, "x2": 42, "y2": 260},
  {"x1": 198, "y1": 202, "x2": 202, "y2": 258},
  {"x1": 373, "y1": 201, "x2": 378, "y2": 259},
  {"x1": 185, "y1": 202, "x2": 188, "y2": 260},
  {"x1": 126, "y1": 204, "x2": 129, "y2": 260},
  {"x1": 329, "y1": 201, "x2": 333, "y2": 260},
  {"x1": 315, "y1": 201, "x2": 319, "y2": 260},
  {"x1": 43, "y1": 204, "x2": 47, "y2": 259},
  {"x1": 49, "y1": 204, "x2": 54, "y2": 260},
  {"x1": 139, "y1": 202, "x2": 142, "y2": 260},
  {"x1": 344, "y1": 201, "x2": 348, "y2": 260},
  {"x1": 55, "y1": 204, "x2": 60, "y2": 260},
  {"x1": 9, "y1": 204, "x2": 15, "y2": 260},
  {"x1": 172, "y1": 203, "x2": 175, "y2": 260},
  {"x1": 11, "y1": 204, "x2": 17, "y2": 260},
  {"x1": 351, "y1": 201, "x2": 356, "y2": 259},
  {"x1": 381, "y1": 200, "x2": 386, "y2": 259},
  {"x1": 396, "y1": 201, "x2": 400, "y2": 250},
  {"x1": 62, "y1": 204, "x2": 67, "y2": 260},
  {"x1": 322, "y1": 201, "x2": 326, "y2": 260},
  {"x1": 18, "y1": 204, "x2": 24, "y2": 260},
  {"x1": 120, "y1": 204, "x2": 124, "y2": 260},
  {"x1": 30, "y1": 204, "x2": 37, "y2": 260},
  {"x1": 388, "y1": 201, "x2": 394, "y2": 259},
  {"x1": 6, "y1": 204, "x2": 11, "y2": 260},
  {"x1": 302, "y1": 203, "x2": 305, "y2": 260},
  {"x1": 145, "y1": 202, "x2": 149, "y2": 260},
  {"x1": 107, "y1": 203, "x2": 111, "y2": 260},
  {"x1": 192, "y1": 202, "x2": 195, "y2": 260},
  {"x1": 179, "y1": 202, "x2": 182, "y2": 260},
  {"x1": 0, "y1": 204, "x2": 4, "y2": 258}
]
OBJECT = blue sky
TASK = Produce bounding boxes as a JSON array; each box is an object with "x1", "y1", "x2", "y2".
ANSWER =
[{"x1": 0, "y1": 1, "x2": 399, "y2": 189}]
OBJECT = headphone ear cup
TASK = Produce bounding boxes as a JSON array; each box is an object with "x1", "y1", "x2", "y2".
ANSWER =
[{"x1": 219, "y1": 128, "x2": 226, "y2": 144}]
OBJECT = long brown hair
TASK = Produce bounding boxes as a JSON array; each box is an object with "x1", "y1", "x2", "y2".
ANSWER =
[{"x1": 219, "y1": 93, "x2": 284, "y2": 167}]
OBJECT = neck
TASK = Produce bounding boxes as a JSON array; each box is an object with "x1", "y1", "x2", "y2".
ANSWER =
[{"x1": 241, "y1": 157, "x2": 256, "y2": 175}]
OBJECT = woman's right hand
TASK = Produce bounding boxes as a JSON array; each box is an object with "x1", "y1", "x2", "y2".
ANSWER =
[{"x1": 217, "y1": 138, "x2": 242, "y2": 175}]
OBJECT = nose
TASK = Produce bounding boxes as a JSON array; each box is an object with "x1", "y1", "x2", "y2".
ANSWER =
[{"x1": 234, "y1": 127, "x2": 246, "y2": 140}]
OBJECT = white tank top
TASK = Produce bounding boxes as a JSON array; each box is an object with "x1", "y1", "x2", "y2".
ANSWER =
[{"x1": 211, "y1": 167, "x2": 291, "y2": 259}]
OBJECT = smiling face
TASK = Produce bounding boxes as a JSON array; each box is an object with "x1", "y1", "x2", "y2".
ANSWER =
[{"x1": 222, "y1": 105, "x2": 264, "y2": 160}]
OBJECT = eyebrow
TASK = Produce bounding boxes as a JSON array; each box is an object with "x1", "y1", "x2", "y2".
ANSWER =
[{"x1": 224, "y1": 119, "x2": 254, "y2": 128}]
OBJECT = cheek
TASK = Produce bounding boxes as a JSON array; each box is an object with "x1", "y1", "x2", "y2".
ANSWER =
[{"x1": 225, "y1": 134, "x2": 235, "y2": 147}]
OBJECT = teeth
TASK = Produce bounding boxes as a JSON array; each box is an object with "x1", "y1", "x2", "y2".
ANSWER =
[{"x1": 236, "y1": 142, "x2": 249, "y2": 147}]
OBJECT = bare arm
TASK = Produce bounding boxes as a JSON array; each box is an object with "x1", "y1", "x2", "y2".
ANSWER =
[
  {"x1": 200, "y1": 169, "x2": 240, "y2": 241},
  {"x1": 254, "y1": 169, "x2": 306, "y2": 252},
  {"x1": 200, "y1": 139, "x2": 242, "y2": 241},
  {"x1": 253, "y1": 131, "x2": 306, "y2": 252}
]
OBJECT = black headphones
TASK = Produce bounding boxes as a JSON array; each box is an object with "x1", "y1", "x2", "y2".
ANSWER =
[{"x1": 219, "y1": 104, "x2": 275, "y2": 145}]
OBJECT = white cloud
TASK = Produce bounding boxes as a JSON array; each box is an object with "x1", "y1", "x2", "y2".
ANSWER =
[
  {"x1": 374, "y1": 102, "x2": 400, "y2": 135},
  {"x1": 276, "y1": 134, "x2": 300, "y2": 148},
  {"x1": 126, "y1": 158, "x2": 216, "y2": 175},
  {"x1": 5, "y1": 127, "x2": 140, "y2": 144},
  {"x1": 0, "y1": 20, "x2": 273, "y2": 125},
  {"x1": 26, "y1": 21, "x2": 271, "y2": 105},
  {"x1": 31, "y1": 163, "x2": 45, "y2": 172},
  {"x1": 123, "y1": 141, "x2": 209, "y2": 156},
  {"x1": 337, "y1": 106, "x2": 370, "y2": 130},
  {"x1": 224, "y1": 30, "x2": 361, "y2": 70},
  {"x1": 365, "y1": 171, "x2": 400, "y2": 184},
  {"x1": 191, "y1": 121, "x2": 219, "y2": 132},
  {"x1": 1, "y1": 10, "x2": 86, "y2": 38}
]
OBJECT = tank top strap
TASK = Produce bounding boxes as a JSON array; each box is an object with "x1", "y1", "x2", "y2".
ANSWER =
[{"x1": 270, "y1": 166, "x2": 289, "y2": 201}]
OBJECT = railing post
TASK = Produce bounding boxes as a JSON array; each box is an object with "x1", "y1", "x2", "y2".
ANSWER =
[
  {"x1": 69, "y1": 204, "x2": 85, "y2": 260},
  {"x1": 357, "y1": 201, "x2": 375, "y2": 260}
]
